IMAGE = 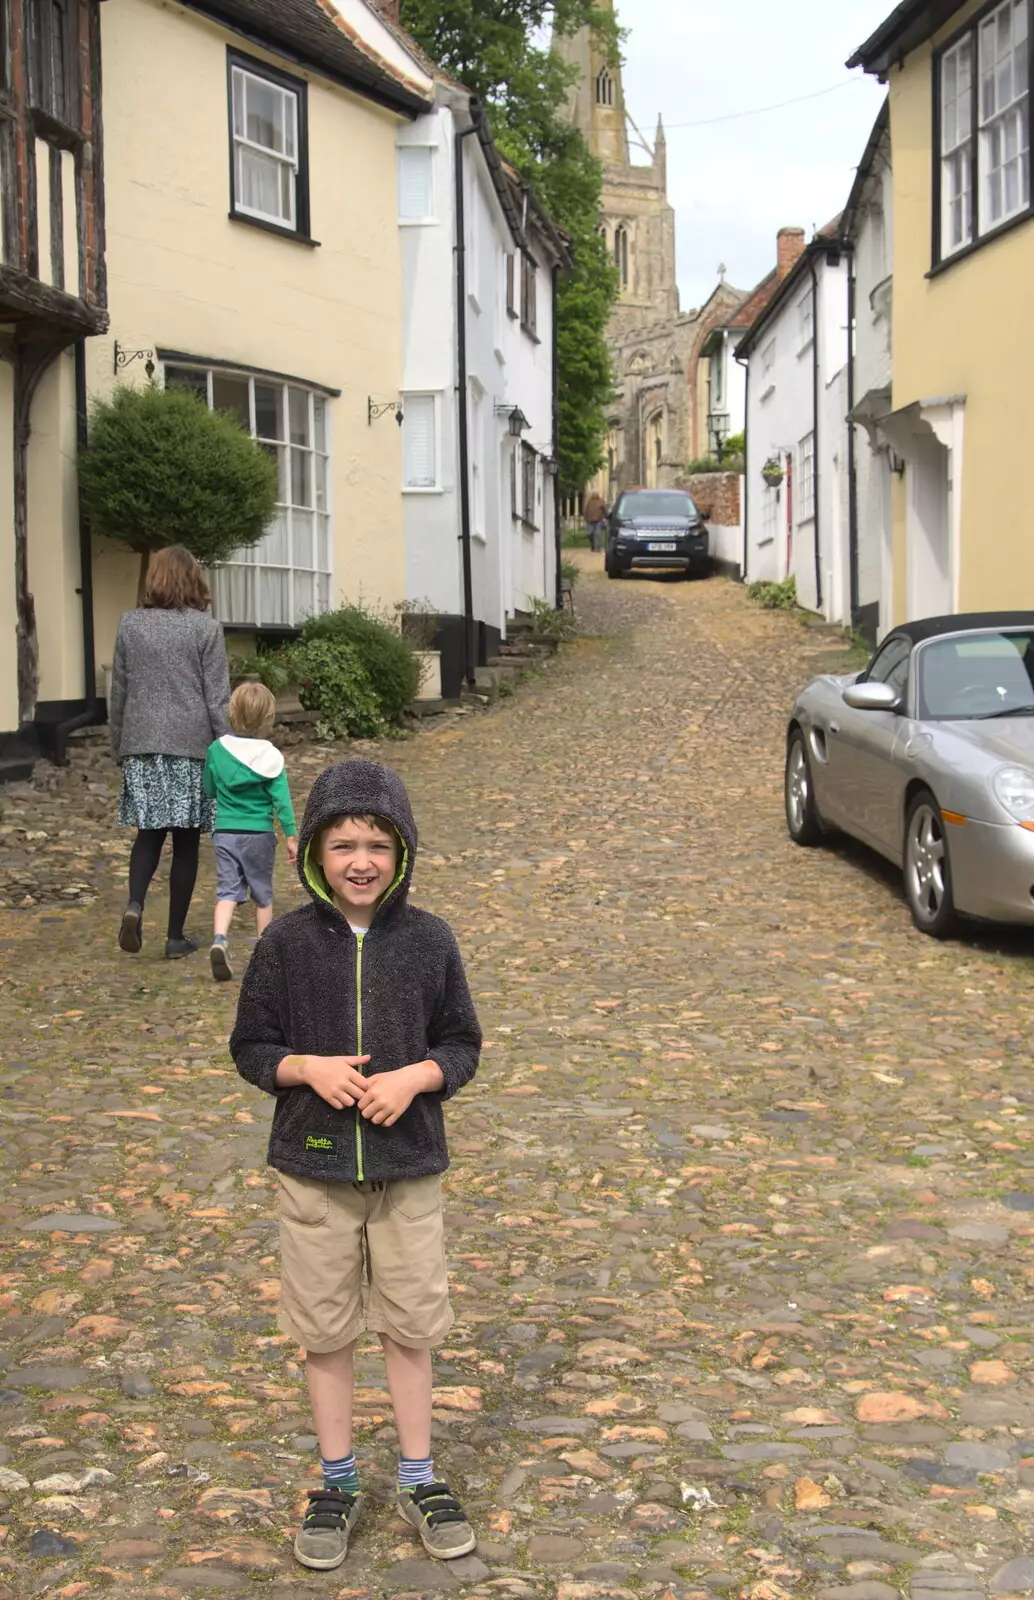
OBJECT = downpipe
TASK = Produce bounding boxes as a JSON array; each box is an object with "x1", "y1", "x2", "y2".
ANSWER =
[
  {"x1": 52, "y1": 339, "x2": 102, "y2": 764},
  {"x1": 454, "y1": 110, "x2": 480, "y2": 690},
  {"x1": 808, "y1": 253, "x2": 823, "y2": 616}
]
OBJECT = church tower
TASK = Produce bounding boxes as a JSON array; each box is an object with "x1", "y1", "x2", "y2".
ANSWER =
[{"x1": 554, "y1": 3, "x2": 677, "y2": 329}]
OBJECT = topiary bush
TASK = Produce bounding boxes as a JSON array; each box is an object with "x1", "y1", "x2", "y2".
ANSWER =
[
  {"x1": 287, "y1": 639, "x2": 386, "y2": 741},
  {"x1": 300, "y1": 605, "x2": 420, "y2": 724},
  {"x1": 79, "y1": 383, "x2": 277, "y2": 597}
]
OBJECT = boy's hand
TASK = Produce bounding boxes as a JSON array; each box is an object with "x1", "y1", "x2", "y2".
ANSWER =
[
  {"x1": 288, "y1": 1054, "x2": 370, "y2": 1109},
  {"x1": 357, "y1": 1060, "x2": 445, "y2": 1127},
  {"x1": 285, "y1": 836, "x2": 298, "y2": 864}
]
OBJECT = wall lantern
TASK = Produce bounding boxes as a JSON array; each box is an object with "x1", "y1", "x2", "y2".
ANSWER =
[
  {"x1": 495, "y1": 402, "x2": 530, "y2": 437},
  {"x1": 368, "y1": 397, "x2": 404, "y2": 426},
  {"x1": 707, "y1": 409, "x2": 730, "y2": 463}
]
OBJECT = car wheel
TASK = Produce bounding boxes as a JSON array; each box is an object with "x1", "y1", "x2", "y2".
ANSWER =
[
  {"x1": 606, "y1": 560, "x2": 623, "y2": 579},
  {"x1": 904, "y1": 788, "x2": 960, "y2": 938},
  {"x1": 785, "y1": 729, "x2": 823, "y2": 846}
]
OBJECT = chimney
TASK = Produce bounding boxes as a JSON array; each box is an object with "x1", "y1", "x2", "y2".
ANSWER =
[{"x1": 777, "y1": 227, "x2": 806, "y2": 280}]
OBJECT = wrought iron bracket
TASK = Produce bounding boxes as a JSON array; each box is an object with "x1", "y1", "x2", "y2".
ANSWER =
[
  {"x1": 114, "y1": 342, "x2": 155, "y2": 379},
  {"x1": 368, "y1": 397, "x2": 404, "y2": 426}
]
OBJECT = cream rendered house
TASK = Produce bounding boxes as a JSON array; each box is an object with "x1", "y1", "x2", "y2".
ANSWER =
[
  {"x1": 849, "y1": 0, "x2": 1034, "y2": 621},
  {"x1": 27, "y1": 0, "x2": 434, "y2": 746}
]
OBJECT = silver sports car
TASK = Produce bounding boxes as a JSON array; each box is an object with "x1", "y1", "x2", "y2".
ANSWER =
[{"x1": 785, "y1": 612, "x2": 1034, "y2": 937}]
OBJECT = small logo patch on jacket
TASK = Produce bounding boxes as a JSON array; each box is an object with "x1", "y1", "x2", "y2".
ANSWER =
[{"x1": 304, "y1": 1133, "x2": 337, "y2": 1154}]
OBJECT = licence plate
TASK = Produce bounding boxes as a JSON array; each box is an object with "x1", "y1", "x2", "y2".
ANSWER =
[{"x1": 648, "y1": 542, "x2": 677, "y2": 552}]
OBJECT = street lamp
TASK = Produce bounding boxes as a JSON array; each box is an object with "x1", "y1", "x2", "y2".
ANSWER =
[{"x1": 707, "y1": 410, "x2": 731, "y2": 465}]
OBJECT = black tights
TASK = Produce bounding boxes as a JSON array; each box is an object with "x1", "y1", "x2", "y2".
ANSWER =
[{"x1": 128, "y1": 827, "x2": 201, "y2": 941}]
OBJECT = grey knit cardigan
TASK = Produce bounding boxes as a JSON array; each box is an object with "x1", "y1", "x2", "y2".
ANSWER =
[{"x1": 109, "y1": 607, "x2": 231, "y2": 761}]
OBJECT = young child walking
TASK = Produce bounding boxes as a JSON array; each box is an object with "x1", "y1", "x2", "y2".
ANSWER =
[
  {"x1": 230, "y1": 758, "x2": 481, "y2": 1570},
  {"x1": 203, "y1": 682, "x2": 297, "y2": 982}
]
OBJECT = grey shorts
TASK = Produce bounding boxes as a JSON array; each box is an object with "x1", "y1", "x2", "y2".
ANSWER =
[{"x1": 213, "y1": 831, "x2": 277, "y2": 907}]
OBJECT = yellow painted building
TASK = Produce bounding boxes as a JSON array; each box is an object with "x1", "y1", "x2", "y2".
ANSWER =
[
  {"x1": 850, "y1": 0, "x2": 1034, "y2": 623},
  {"x1": 20, "y1": 0, "x2": 434, "y2": 749}
]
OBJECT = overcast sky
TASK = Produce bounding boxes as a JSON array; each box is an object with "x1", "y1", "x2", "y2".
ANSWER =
[{"x1": 618, "y1": 0, "x2": 892, "y2": 310}]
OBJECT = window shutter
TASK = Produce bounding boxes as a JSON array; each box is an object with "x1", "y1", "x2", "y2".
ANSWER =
[
  {"x1": 506, "y1": 253, "x2": 515, "y2": 312},
  {"x1": 398, "y1": 147, "x2": 433, "y2": 221},
  {"x1": 403, "y1": 395, "x2": 436, "y2": 487}
]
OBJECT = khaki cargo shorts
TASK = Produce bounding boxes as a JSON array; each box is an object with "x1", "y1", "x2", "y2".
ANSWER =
[{"x1": 277, "y1": 1171, "x2": 454, "y2": 1353}]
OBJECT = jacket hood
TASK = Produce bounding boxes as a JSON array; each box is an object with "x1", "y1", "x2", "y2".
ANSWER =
[
  {"x1": 297, "y1": 759, "x2": 417, "y2": 920},
  {"x1": 218, "y1": 734, "x2": 285, "y2": 781}
]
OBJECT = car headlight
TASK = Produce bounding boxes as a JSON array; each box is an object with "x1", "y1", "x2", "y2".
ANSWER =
[{"x1": 992, "y1": 765, "x2": 1034, "y2": 820}]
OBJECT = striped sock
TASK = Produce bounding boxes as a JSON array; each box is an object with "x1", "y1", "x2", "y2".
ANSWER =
[
  {"x1": 398, "y1": 1453, "x2": 435, "y2": 1491},
  {"x1": 320, "y1": 1451, "x2": 359, "y2": 1494}
]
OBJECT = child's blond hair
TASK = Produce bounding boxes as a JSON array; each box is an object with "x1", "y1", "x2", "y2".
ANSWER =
[{"x1": 229, "y1": 681, "x2": 276, "y2": 738}]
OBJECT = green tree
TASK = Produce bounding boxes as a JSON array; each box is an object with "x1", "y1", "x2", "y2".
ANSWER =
[
  {"x1": 79, "y1": 382, "x2": 277, "y2": 598},
  {"x1": 399, "y1": 0, "x2": 619, "y2": 492}
]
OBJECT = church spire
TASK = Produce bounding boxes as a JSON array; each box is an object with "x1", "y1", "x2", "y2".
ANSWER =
[
  {"x1": 552, "y1": 3, "x2": 629, "y2": 167},
  {"x1": 654, "y1": 113, "x2": 667, "y2": 194}
]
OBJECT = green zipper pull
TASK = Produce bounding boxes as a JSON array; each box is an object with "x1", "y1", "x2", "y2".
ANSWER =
[{"x1": 354, "y1": 931, "x2": 365, "y2": 1183}]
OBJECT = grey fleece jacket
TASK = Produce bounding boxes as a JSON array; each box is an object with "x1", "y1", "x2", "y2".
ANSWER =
[
  {"x1": 109, "y1": 607, "x2": 231, "y2": 761},
  {"x1": 230, "y1": 759, "x2": 481, "y2": 1184}
]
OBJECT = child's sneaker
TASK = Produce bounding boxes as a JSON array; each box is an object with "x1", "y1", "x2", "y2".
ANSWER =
[
  {"x1": 397, "y1": 1481, "x2": 475, "y2": 1559},
  {"x1": 210, "y1": 937, "x2": 233, "y2": 982},
  {"x1": 294, "y1": 1486, "x2": 363, "y2": 1569}
]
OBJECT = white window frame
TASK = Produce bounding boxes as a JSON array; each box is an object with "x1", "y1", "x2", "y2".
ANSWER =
[
  {"x1": 761, "y1": 338, "x2": 776, "y2": 377},
  {"x1": 761, "y1": 482, "x2": 779, "y2": 546},
  {"x1": 162, "y1": 361, "x2": 332, "y2": 629},
  {"x1": 798, "y1": 289, "x2": 815, "y2": 353},
  {"x1": 401, "y1": 391, "x2": 442, "y2": 494},
  {"x1": 936, "y1": 0, "x2": 1032, "y2": 263},
  {"x1": 797, "y1": 432, "x2": 815, "y2": 524},
  {"x1": 397, "y1": 142, "x2": 436, "y2": 225},
  {"x1": 230, "y1": 60, "x2": 303, "y2": 234},
  {"x1": 978, "y1": 0, "x2": 1030, "y2": 230}
]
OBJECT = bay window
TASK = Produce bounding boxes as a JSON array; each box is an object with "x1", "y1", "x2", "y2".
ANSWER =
[{"x1": 163, "y1": 361, "x2": 332, "y2": 628}]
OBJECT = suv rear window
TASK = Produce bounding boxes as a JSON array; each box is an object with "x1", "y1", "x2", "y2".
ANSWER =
[{"x1": 617, "y1": 491, "x2": 697, "y2": 518}]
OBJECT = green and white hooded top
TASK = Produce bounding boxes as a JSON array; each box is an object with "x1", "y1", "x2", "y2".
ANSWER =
[{"x1": 202, "y1": 735, "x2": 297, "y2": 835}]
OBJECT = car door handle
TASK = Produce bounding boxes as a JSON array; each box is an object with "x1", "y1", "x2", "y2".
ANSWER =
[{"x1": 829, "y1": 721, "x2": 840, "y2": 735}]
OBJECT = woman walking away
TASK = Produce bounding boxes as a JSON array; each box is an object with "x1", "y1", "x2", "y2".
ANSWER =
[{"x1": 109, "y1": 546, "x2": 230, "y2": 959}]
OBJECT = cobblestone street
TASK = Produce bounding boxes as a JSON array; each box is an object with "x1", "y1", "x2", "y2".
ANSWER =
[{"x1": 3, "y1": 563, "x2": 1034, "y2": 1600}]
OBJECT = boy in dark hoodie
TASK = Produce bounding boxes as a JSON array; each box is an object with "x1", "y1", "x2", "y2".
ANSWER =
[{"x1": 230, "y1": 759, "x2": 481, "y2": 1571}]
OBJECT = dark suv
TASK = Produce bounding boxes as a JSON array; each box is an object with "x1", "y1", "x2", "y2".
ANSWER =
[{"x1": 605, "y1": 489, "x2": 710, "y2": 580}]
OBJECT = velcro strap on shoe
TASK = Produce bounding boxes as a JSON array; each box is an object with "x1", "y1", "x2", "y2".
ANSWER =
[
  {"x1": 304, "y1": 1488, "x2": 356, "y2": 1528},
  {"x1": 410, "y1": 1482, "x2": 466, "y2": 1527}
]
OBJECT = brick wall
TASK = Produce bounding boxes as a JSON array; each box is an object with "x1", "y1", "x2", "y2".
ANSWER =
[{"x1": 679, "y1": 471, "x2": 741, "y2": 526}]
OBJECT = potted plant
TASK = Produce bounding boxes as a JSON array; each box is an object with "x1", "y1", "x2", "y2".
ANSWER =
[{"x1": 762, "y1": 457, "x2": 785, "y2": 488}]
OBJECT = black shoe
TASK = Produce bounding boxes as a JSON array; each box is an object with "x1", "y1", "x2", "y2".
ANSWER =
[
  {"x1": 118, "y1": 902, "x2": 143, "y2": 953},
  {"x1": 165, "y1": 937, "x2": 199, "y2": 960}
]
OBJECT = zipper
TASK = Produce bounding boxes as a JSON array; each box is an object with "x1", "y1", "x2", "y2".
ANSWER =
[{"x1": 354, "y1": 931, "x2": 365, "y2": 1182}]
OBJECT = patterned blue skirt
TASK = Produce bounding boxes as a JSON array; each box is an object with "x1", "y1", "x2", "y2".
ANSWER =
[{"x1": 118, "y1": 754, "x2": 217, "y2": 833}]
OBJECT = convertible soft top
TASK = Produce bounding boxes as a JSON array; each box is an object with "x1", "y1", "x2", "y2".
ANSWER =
[{"x1": 892, "y1": 612, "x2": 1034, "y2": 644}]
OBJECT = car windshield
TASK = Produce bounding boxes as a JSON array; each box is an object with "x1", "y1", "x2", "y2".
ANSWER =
[
  {"x1": 617, "y1": 492, "x2": 697, "y2": 518},
  {"x1": 918, "y1": 631, "x2": 1034, "y2": 720}
]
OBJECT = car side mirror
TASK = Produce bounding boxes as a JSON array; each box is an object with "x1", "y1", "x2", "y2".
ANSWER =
[{"x1": 842, "y1": 681, "x2": 900, "y2": 711}]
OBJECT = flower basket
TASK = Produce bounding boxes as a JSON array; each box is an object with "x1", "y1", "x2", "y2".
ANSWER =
[{"x1": 762, "y1": 459, "x2": 784, "y2": 488}]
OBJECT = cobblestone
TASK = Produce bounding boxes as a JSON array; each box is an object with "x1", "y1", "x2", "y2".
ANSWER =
[{"x1": 0, "y1": 561, "x2": 1033, "y2": 1595}]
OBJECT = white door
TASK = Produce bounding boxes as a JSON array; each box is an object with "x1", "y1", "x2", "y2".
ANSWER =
[{"x1": 907, "y1": 436, "x2": 952, "y2": 619}]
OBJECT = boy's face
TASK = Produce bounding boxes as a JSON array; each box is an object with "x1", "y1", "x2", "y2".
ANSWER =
[{"x1": 318, "y1": 817, "x2": 399, "y2": 921}]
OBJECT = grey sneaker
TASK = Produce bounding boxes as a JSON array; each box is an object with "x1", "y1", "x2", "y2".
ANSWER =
[
  {"x1": 294, "y1": 1487, "x2": 363, "y2": 1570},
  {"x1": 210, "y1": 939, "x2": 233, "y2": 982},
  {"x1": 397, "y1": 1481, "x2": 475, "y2": 1560}
]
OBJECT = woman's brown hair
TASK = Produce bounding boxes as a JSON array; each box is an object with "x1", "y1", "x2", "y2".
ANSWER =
[{"x1": 143, "y1": 546, "x2": 212, "y2": 611}]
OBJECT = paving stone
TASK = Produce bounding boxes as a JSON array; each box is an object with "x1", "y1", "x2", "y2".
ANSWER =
[
  {"x1": 528, "y1": 1535, "x2": 585, "y2": 1562},
  {"x1": 2, "y1": 571, "x2": 1034, "y2": 1587},
  {"x1": 990, "y1": 1558, "x2": 1034, "y2": 1595},
  {"x1": 815, "y1": 1586, "x2": 900, "y2": 1600}
]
